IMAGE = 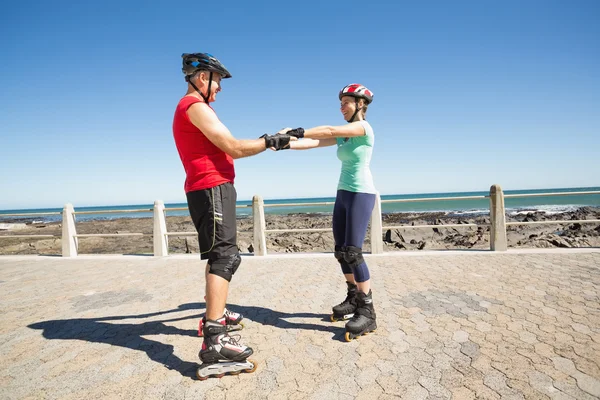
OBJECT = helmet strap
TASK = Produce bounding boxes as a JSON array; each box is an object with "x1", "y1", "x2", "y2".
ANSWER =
[
  {"x1": 205, "y1": 72, "x2": 213, "y2": 103},
  {"x1": 189, "y1": 71, "x2": 212, "y2": 103},
  {"x1": 349, "y1": 98, "x2": 362, "y2": 123}
]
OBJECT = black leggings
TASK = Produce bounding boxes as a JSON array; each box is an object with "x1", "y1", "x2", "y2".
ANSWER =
[{"x1": 332, "y1": 190, "x2": 376, "y2": 282}]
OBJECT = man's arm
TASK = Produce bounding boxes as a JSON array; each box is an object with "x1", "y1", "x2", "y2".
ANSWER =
[{"x1": 187, "y1": 102, "x2": 266, "y2": 159}]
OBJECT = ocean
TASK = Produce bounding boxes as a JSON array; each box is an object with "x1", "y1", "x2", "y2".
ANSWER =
[{"x1": 1, "y1": 187, "x2": 598, "y2": 223}]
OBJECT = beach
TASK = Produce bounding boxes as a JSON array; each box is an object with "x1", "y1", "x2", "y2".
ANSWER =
[{"x1": 1, "y1": 207, "x2": 599, "y2": 256}]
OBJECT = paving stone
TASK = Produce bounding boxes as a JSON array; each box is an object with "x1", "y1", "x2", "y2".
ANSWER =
[{"x1": 0, "y1": 251, "x2": 598, "y2": 399}]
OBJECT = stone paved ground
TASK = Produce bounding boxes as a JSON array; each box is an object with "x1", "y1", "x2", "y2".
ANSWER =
[{"x1": 0, "y1": 250, "x2": 599, "y2": 399}]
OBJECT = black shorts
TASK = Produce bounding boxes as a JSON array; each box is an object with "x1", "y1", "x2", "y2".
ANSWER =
[{"x1": 186, "y1": 182, "x2": 238, "y2": 261}]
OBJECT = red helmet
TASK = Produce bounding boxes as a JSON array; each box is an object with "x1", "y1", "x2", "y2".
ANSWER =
[{"x1": 339, "y1": 83, "x2": 373, "y2": 104}]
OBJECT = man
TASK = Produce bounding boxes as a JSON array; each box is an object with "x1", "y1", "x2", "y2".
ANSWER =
[{"x1": 172, "y1": 53, "x2": 292, "y2": 379}]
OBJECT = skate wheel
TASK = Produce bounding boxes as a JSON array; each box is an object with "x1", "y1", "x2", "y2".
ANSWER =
[
  {"x1": 215, "y1": 373, "x2": 225, "y2": 379},
  {"x1": 239, "y1": 322, "x2": 245, "y2": 329},
  {"x1": 196, "y1": 369, "x2": 209, "y2": 381},
  {"x1": 330, "y1": 315, "x2": 337, "y2": 322},
  {"x1": 244, "y1": 359, "x2": 258, "y2": 374},
  {"x1": 344, "y1": 332, "x2": 353, "y2": 342},
  {"x1": 229, "y1": 371, "x2": 241, "y2": 376}
]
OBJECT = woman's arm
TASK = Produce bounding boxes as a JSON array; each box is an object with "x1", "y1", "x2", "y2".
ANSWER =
[
  {"x1": 301, "y1": 121, "x2": 366, "y2": 140},
  {"x1": 289, "y1": 138, "x2": 337, "y2": 150}
]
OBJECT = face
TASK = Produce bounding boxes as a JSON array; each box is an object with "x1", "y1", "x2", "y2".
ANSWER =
[
  {"x1": 341, "y1": 96, "x2": 365, "y2": 121},
  {"x1": 340, "y1": 96, "x2": 355, "y2": 121},
  {"x1": 199, "y1": 71, "x2": 222, "y2": 102}
]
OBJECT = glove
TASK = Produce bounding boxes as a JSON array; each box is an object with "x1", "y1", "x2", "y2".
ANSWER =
[
  {"x1": 261, "y1": 134, "x2": 291, "y2": 150},
  {"x1": 285, "y1": 127, "x2": 304, "y2": 138}
]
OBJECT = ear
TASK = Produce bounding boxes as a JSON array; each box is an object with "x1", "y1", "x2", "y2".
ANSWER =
[{"x1": 197, "y1": 71, "x2": 208, "y2": 82}]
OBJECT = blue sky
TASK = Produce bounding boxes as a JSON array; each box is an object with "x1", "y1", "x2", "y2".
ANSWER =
[{"x1": 1, "y1": 0, "x2": 599, "y2": 209}]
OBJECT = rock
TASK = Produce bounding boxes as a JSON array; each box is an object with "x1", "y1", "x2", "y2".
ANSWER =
[
  {"x1": 549, "y1": 237, "x2": 571, "y2": 248},
  {"x1": 384, "y1": 230, "x2": 392, "y2": 243}
]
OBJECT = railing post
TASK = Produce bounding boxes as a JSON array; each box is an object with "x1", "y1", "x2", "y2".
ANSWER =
[
  {"x1": 252, "y1": 195, "x2": 267, "y2": 256},
  {"x1": 153, "y1": 200, "x2": 169, "y2": 256},
  {"x1": 370, "y1": 192, "x2": 384, "y2": 254},
  {"x1": 489, "y1": 184, "x2": 507, "y2": 251},
  {"x1": 62, "y1": 203, "x2": 78, "y2": 257}
]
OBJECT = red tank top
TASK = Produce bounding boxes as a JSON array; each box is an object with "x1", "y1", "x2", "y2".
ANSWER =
[{"x1": 173, "y1": 96, "x2": 235, "y2": 192}]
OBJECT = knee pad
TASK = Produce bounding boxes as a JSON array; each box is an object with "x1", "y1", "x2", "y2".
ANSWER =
[
  {"x1": 343, "y1": 246, "x2": 364, "y2": 269},
  {"x1": 208, "y1": 253, "x2": 241, "y2": 282}
]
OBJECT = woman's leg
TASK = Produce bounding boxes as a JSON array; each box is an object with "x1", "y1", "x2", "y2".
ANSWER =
[
  {"x1": 344, "y1": 192, "x2": 376, "y2": 293},
  {"x1": 332, "y1": 191, "x2": 354, "y2": 283}
]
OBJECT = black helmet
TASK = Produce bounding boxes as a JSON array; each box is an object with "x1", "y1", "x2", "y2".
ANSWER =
[{"x1": 181, "y1": 53, "x2": 232, "y2": 79}]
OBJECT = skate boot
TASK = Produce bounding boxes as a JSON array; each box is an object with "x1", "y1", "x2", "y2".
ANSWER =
[
  {"x1": 196, "y1": 319, "x2": 256, "y2": 380},
  {"x1": 198, "y1": 307, "x2": 244, "y2": 337},
  {"x1": 331, "y1": 282, "x2": 358, "y2": 322},
  {"x1": 344, "y1": 290, "x2": 377, "y2": 341}
]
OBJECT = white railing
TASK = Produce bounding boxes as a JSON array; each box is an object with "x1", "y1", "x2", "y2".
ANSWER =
[
  {"x1": 0, "y1": 185, "x2": 598, "y2": 257},
  {"x1": 250, "y1": 185, "x2": 500, "y2": 255}
]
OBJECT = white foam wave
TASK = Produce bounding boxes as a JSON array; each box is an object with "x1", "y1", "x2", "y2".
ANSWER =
[
  {"x1": 449, "y1": 209, "x2": 489, "y2": 216},
  {"x1": 507, "y1": 204, "x2": 584, "y2": 216}
]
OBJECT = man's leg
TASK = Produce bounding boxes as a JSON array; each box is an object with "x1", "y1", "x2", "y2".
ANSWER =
[
  {"x1": 188, "y1": 184, "x2": 238, "y2": 321},
  {"x1": 204, "y1": 182, "x2": 240, "y2": 320},
  {"x1": 205, "y1": 269, "x2": 229, "y2": 320}
]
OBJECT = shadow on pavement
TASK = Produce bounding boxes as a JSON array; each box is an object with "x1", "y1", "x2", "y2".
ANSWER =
[{"x1": 28, "y1": 302, "x2": 338, "y2": 379}]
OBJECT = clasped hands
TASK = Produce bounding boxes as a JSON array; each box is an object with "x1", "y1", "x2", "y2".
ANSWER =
[{"x1": 260, "y1": 128, "x2": 305, "y2": 151}]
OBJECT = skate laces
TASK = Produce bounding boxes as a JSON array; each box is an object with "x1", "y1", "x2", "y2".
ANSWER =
[
  {"x1": 224, "y1": 308, "x2": 239, "y2": 320},
  {"x1": 221, "y1": 333, "x2": 245, "y2": 349}
]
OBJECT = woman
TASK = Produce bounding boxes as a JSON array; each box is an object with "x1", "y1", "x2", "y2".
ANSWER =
[{"x1": 284, "y1": 83, "x2": 377, "y2": 341}]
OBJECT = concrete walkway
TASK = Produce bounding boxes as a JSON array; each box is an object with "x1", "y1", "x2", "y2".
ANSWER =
[{"x1": 1, "y1": 250, "x2": 599, "y2": 399}]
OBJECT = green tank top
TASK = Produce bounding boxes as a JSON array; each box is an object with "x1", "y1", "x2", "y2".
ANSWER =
[{"x1": 336, "y1": 120, "x2": 376, "y2": 194}]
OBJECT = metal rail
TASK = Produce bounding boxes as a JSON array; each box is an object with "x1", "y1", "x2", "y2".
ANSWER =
[
  {"x1": 504, "y1": 191, "x2": 600, "y2": 198},
  {"x1": 266, "y1": 228, "x2": 331, "y2": 233},
  {"x1": 75, "y1": 233, "x2": 151, "y2": 238},
  {"x1": 381, "y1": 195, "x2": 488, "y2": 203},
  {"x1": 506, "y1": 219, "x2": 600, "y2": 226},
  {"x1": 0, "y1": 234, "x2": 59, "y2": 239},
  {"x1": 384, "y1": 223, "x2": 490, "y2": 229},
  {"x1": 0, "y1": 211, "x2": 61, "y2": 217},
  {"x1": 74, "y1": 209, "x2": 152, "y2": 215},
  {"x1": 263, "y1": 202, "x2": 335, "y2": 208}
]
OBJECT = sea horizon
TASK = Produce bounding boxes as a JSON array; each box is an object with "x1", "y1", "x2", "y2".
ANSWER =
[{"x1": 1, "y1": 186, "x2": 598, "y2": 223}]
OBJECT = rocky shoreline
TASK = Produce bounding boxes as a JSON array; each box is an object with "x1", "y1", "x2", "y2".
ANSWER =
[{"x1": 0, "y1": 207, "x2": 598, "y2": 256}]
